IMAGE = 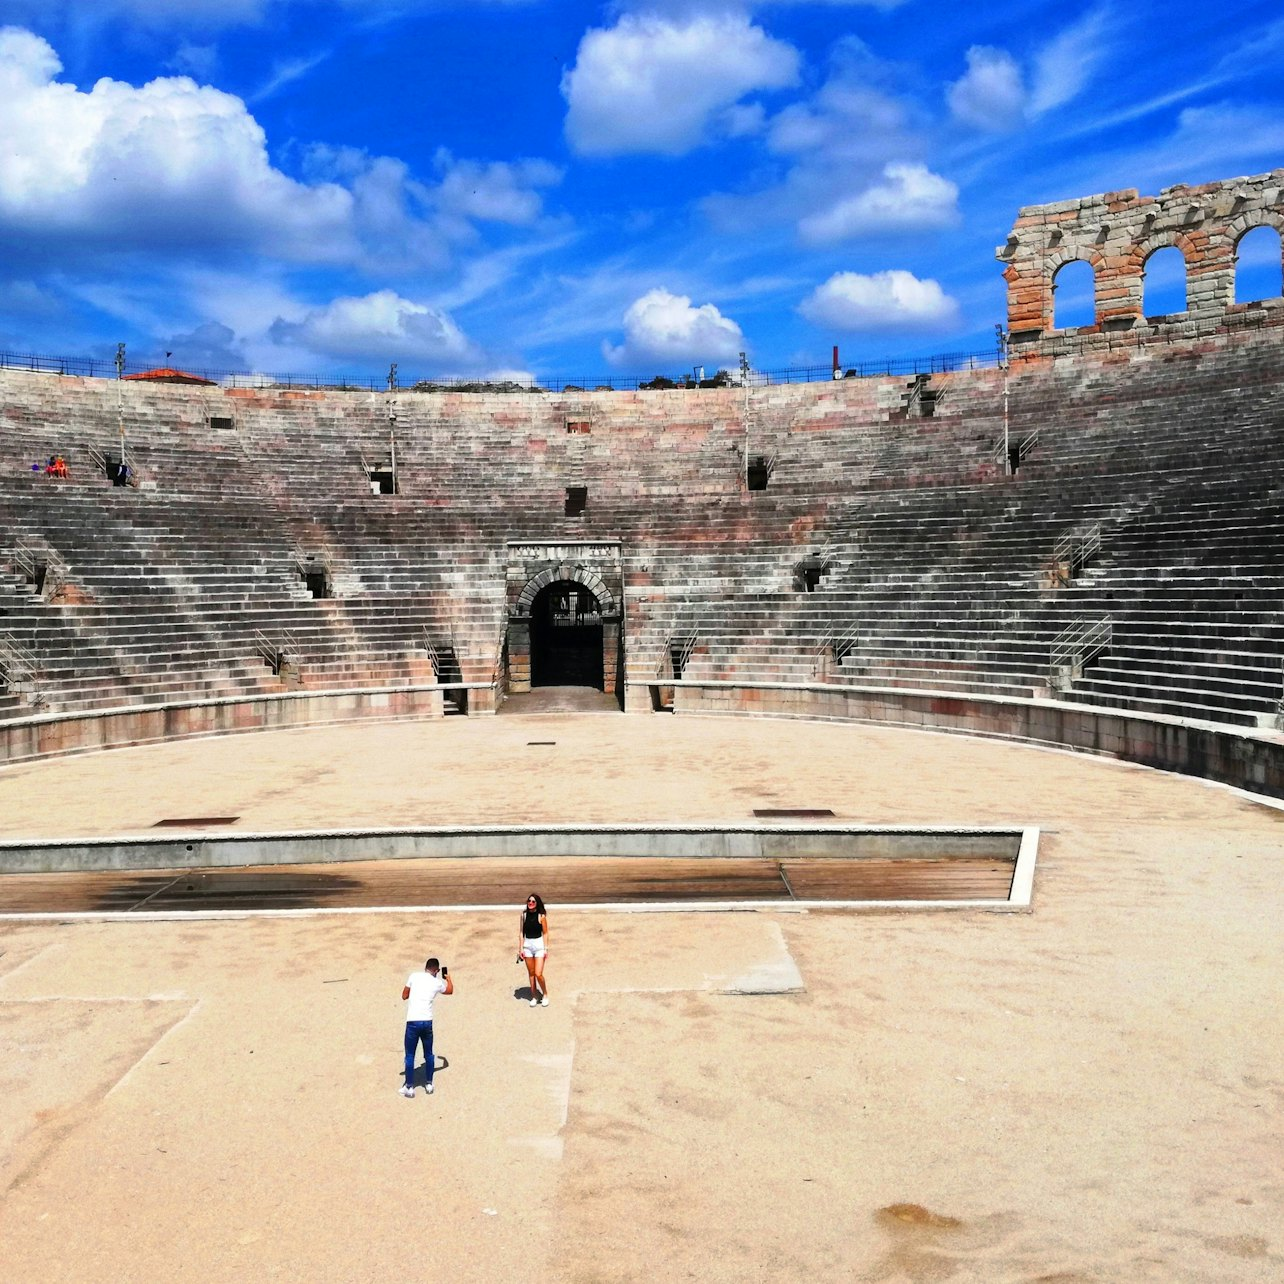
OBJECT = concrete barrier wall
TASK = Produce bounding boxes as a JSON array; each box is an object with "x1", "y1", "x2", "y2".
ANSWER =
[
  {"x1": 661, "y1": 681, "x2": 1284, "y2": 800},
  {"x1": 0, "y1": 686, "x2": 446, "y2": 766},
  {"x1": 0, "y1": 823, "x2": 1021, "y2": 875}
]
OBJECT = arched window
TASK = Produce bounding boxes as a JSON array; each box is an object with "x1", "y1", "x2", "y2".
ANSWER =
[
  {"x1": 1143, "y1": 245, "x2": 1187, "y2": 317},
  {"x1": 1235, "y1": 225, "x2": 1284, "y2": 303},
  {"x1": 1052, "y1": 260, "x2": 1095, "y2": 329}
]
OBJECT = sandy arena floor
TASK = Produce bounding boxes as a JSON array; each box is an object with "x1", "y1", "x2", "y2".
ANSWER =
[{"x1": 0, "y1": 712, "x2": 1282, "y2": 1282}]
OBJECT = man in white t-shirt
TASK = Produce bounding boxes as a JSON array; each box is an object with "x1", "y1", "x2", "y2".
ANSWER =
[{"x1": 400, "y1": 957, "x2": 453, "y2": 1097}]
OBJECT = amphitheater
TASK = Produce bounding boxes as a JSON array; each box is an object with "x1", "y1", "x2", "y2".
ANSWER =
[{"x1": 2, "y1": 172, "x2": 1283, "y2": 1282}]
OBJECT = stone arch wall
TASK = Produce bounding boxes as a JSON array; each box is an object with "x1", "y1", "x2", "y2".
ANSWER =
[
  {"x1": 1228, "y1": 215, "x2": 1284, "y2": 305},
  {"x1": 997, "y1": 167, "x2": 1284, "y2": 352},
  {"x1": 1131, "y1": 233, "x2": 1199, "y2": 317},
  {"x1": 503, "y1": 542, "x2": 624, "y2": 697},
  {"x1": 1048, "y1": 251, "x2": 1103, "y2": 328},
  {"x1": 514, "y1": 563, "x2": 617, "y2": 617}
]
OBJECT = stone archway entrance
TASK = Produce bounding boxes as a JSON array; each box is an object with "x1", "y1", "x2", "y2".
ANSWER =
[
  {"x1": 504, "y1": 541, "x2": 623, "y2": 701},
  {"x1": 530, "y1": 580, "x2": 604, "y2": 688}
]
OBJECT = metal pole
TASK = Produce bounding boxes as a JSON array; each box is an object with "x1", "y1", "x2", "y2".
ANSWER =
[
  {"x1": 387, "y1": 363, "x2": 398, "y2": 494},
  {"x1": 996, "y1": 325, "x2": 1010, "y2": 475},
  {"x1": 115, "y1": 343, "x2": 127, "y2": 469}
]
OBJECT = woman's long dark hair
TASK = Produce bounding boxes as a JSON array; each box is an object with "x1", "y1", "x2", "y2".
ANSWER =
[{"x1": 525, "y1": 892, "x2": 546, "y2": 916}]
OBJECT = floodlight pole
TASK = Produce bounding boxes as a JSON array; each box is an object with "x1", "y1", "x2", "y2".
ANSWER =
[
  {"x1": 115, "y1": 342, "x2": 127, "y2": 469},
  {"x1": 387, "y1": 362, "x2": 398, "y2": 494},
  {"x1": 996, "y1": 325, "x2": 1010, "y2": 475}
]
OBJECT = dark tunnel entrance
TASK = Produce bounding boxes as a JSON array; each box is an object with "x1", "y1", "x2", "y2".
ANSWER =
[{"x1": 529, "y1": 580, "x2": 604, "y2": 689}]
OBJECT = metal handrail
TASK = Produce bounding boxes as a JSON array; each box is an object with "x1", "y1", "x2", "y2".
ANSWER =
[
  {"x1": 0, "y1": 345, "x2": 1003, "y2": 393},
  {"x1": 13, "y1": 538, "x2": 66, "y2": 597},
  {"x1": 994, "y1": 425, "x2": 1040, "y2": 462},
  {"x1": 254, "y1": 628, "x2": 300, "y2": 674},
  {"x1": 814, "y1": 627, "x2": 857, "y2": 676},
  {"x1": 664, "y1": 633, "x2": 698, "y2": 679},
  {"x1": 1049, "y1": 615, "x2": 1112, "y2": 683},
  {"x1": 1050, "y1": 522, "x2": 1103, "y2": 583},
  {"x1": 0, "y1": 631, "x2": 37, "y2": 686}
]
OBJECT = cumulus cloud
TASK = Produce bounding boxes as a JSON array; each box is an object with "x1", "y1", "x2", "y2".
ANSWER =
[
  {"x1": 797, "y1": 162, "x2": 958, "y2": 245},
  {"x1": 799, "y1": 271, "x2": 959, "y2": 332},
  {"x1": 0, "y1": 26, "x2": 354, "y2": 257},
  {"x1": 0, "y1": 27, "x2": 563, "y2": 281},
  {"x1": 562, "y1": 12, "x2": 799, "y2": 156},
  {"x1": 603, "y1": 289, "x2": 745, "y2": 367},
  {"x1": 268, "y1": 290, "x2": 479, "y2": 365}
]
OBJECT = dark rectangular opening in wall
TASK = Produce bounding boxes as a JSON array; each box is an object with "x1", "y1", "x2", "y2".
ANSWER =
[
  {"x1": 747, "y1": 457, "x2": 770, "y2": 491},
  {"x1": 103, "y1": 452, "x2": 127, "y2": 486},
  {"x1": 370, "y1": 467, "x2": 396, "y2": 495},
  {"x1": 566, "y1": 420, "x2": 592, "y2": 435},
  {"x1": 565, "y1": 486, "x2": 587, "y2": 516},
  {"x1": 210, "y1": 416, "x2": 234, "y2": 432},
  {"x1": 803, "y1": 567, "x2": 824, "y2": 592},
  {"x1": 303, "y1": 570, "x2": 329, "y2": 599}
]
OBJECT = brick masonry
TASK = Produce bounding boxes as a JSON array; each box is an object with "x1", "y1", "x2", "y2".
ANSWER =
[{"x1": 997, "y1": 167, "x2": 1284, "y2": 352}]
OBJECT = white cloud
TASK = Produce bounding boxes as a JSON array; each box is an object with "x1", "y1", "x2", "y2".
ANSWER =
[
  {"x1": 249, "y1": 49, "x2": 334, "y2": 103},
  {"x1": 703, "y1": 42, "x2": 959, "y2": 245},
  {"x1": 947, "y1": 46, "x2": 1025, "y2": 132},
  {"x1": 948, "y1": 11, "x2": 1109, "y2": 132},
  {"x1": 268, "y1": 290, "x2": 479, "y2": 365},
  {"x1": 1029, "y1": 10, "x2": 1109, "y2": 115},
  {"x1": 0, "y1": 28, "x2": 564, "y2": 282},
  {"x1": 603, "y1": 288, "x2": 745, "y2": 367},
  {"x1": 797, "y1": 162, "x2": 958, "y2": 244},
  {"x1": 166, "y1": 42, "x2": 220, "y2": 81},
  {"x1": 562, "y1": 12, "x2": 799, "y2": 156},
  {"x1": 0, "y1": 26, "x2": 355, "y2": 258},
  {"x1": 799, "y1": 271, "x2": 959, "y2": 332},
  {"x1": 431, "y1": 150, "x2": 562, "y2": 227}
]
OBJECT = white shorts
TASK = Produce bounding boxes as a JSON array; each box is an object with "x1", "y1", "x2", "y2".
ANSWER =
[{"x1": 521, "y1": 938, "x2": 546, "y2": 959}]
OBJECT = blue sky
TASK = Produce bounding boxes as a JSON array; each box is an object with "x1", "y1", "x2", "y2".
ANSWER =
[{"x1": 0, "y1": 0, "x2": 1280, "y2": 382}]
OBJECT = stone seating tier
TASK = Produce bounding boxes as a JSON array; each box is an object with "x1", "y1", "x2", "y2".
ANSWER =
[{"x1": 2, "y1": 323, "x2": 1284, "y2": 725}]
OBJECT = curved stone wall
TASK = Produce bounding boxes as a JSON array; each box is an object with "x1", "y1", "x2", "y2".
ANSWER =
[{"x1": 997, "y1": 167, "x2": 1284, "y2": 351}]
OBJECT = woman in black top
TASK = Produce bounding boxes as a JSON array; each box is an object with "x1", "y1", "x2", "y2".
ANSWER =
[{"x1": 517, "y1": 893, "x2": 549, "y2": 1006}]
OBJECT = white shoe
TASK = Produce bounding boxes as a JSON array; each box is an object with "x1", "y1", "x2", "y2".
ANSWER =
[
  {"x1": 425, "y1": 1082, "x2": 434, "y2": 1095},
  {"x1": 529, "y1": 997, "x2": 538, "y2": 1007},
  {"x1": 400, "y1": 1085, "x2": 414, "y2": 1098},
  {"x1": 539, "y1": 996, "x2": 549, "y2": 1006}
]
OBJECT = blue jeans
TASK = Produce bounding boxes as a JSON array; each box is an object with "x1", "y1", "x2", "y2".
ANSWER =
[{"x1": 404, "y1": 1020, "x2": 434, "y2": 1087}]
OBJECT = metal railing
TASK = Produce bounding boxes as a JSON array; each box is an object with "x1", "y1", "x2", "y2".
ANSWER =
[
  {"x1": 994, "y1": 426, "x2": 1040, "y2": 465},
  {"x1": 1049, "y1": 616, "x2": 1112, "y2": 686},
  {"x1": 12, "y1": 538, "x2": 66, "y2": 598},
  {"x1": 0, "y1": 631, "x2": 38, "y2": 690},
  {"x1": 253, "y1": 628, "x2": 300, "y2": 676},
  {"x1": 1049, "y1": 522, "x2": 1103, "y2": 585},
  {"x1": 664, "y1": 634, "x2": 698, "y2": 680},
  {"x1": 814, "y1": 627, "x2": 858, "y2": 677},
  {"x1": 0, "y1": 345, "x2": 1002, "y2": 396}
]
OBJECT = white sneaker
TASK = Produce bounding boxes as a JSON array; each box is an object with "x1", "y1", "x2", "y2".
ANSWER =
[
  {"x1": 425, "y1": 1082, "x2": 435, "y2": 1095},
  {"x1": 539, "y1": 996, "x2": 549, "y2": 1007},
  {"x1": 400, "y1": 1085, "x2": 414, "y2": 1098},
  {"x1": 529, "y1": 997, "x2": 538, "y2": 1007}
]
